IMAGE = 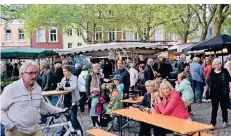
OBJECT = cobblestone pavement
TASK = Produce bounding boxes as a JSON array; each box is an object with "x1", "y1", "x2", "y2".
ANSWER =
[{"x1": 45, "y1": 101, "x2": 231, "y2": 136}]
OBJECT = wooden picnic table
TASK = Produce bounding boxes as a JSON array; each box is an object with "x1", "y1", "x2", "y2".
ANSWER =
[
  {"x1": 42, "y1": 90, "x2": 72, "y2": 97},
  {"x1": 113, "y1": 108, "x2": 214, "y2": 136},
  {"x1": 121, "y1": 96, "x2": 144, "y2": 103}
]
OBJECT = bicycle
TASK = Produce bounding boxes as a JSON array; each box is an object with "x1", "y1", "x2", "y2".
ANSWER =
[{"x1": 41, "y1": 100, "x2": 83, "y2": 136}]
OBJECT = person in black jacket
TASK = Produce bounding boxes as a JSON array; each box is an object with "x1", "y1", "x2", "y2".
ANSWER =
[
  {"x1": 144, "y1": 58, "x2": 154, "y2": 83},
  {"x1": 40, "y1": 61, "x2": 53, "y2": 91},
  {"x1": 52, "y1": 61, "x2": 64, "y2": 90},
  {"x1": 114, "y1": 60, "x2": 130, "y2": 99},
  {"x1": 139, "y1": 80, "x2": 158, "y2": 136},
  {"x1": 206, "y1": 58, "x2": 231, "y2": 128}
]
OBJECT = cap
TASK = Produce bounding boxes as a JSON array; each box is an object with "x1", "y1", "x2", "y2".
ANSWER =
[{"x1": 112, "y1": 75, "x2": 122, "y2": 82}]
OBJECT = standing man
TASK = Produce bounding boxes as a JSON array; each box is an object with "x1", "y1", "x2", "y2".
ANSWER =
[
  {"x1": 1, "y1": 60, "x2": 64, "y2": 136},
  {"x1": 114, "y1": 60, "x2": 130, "y2": 98},
  {"x1": 144, "y1": 58, "x2": 154, "y2": 83},
  {"x1": 40, "y1": 61, "x2": 53, "y2": 91},
  {"x1": 177, "y1": 54, "x2": 186, "y2": 73},
  {"x1": 85, "y1": 63, "x2": 103, "y2": 100},
  {"x1": 190, "y1": 57, "x2": 204, "y2": 103}
]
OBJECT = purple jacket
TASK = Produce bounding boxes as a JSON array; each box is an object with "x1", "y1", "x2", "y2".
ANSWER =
[{"x1": 87, "y1": 96, "x2": 105, "y2": 114}]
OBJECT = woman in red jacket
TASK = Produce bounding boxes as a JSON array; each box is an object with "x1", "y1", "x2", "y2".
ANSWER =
[
  {"x1": 153, "y1": 80, "x2": 190, "y2": 136},
  {"x1": 202, "y1": 58, "x2": 212, "y2": 99}
]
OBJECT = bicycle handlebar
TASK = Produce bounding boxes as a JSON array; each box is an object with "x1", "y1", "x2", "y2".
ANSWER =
[{"x1": 43, "y1": 96, "x2": 83, "y2": 118}]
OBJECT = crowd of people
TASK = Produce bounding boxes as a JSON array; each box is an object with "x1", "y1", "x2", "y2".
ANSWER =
[{"x1": 0, "y1": 53, "x2": 231, "y2": 136}]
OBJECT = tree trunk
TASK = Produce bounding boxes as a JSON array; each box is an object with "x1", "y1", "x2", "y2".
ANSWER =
[
  {"x1": 91, "y1": 23, "x2": 96, "y2": 44},
  {"x1": 200, "y1": 25, "x2": 209, "y2": 41},
  {"x1": 213, "y1": 19, "x2": 222, "y2": 36},
  {"x1": 183, "y1": 31, "x2": 189, "y2": 43}
]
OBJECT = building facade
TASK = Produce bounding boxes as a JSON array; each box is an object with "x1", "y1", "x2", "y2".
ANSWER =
[
  {"x1": 0, "y1": 20, "x2": 31, "y2": 49},
  {"x1": 63, "y1": 28, "x2": 87, "y2": 49},
  {"x1": 31, "y1": 26, "x2": 63, "y2": 49}
]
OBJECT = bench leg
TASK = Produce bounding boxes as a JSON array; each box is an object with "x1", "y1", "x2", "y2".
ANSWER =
[{"x1": 119, "y1": 115, "x2": 122, "y2": 136}]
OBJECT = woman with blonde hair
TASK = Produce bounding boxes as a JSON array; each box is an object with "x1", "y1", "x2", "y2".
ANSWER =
[{"x1": 152, "y1": 80, "x2": 190, "y2": 136}]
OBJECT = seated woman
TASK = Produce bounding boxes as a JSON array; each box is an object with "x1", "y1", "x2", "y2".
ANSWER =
[
  {"x1": 175, "y1": 73, "x2": 194, "y2": 113},
  {"x1": 139, "y1": 80, "x2": 159, "y2": 136},
  {"x1": 153, "y1": 81, "x2": 190, "y2": 136}
]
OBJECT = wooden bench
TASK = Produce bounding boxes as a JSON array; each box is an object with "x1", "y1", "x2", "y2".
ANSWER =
[
  {"x1": 86, "y1": 129, "x2": 116, "y2": 136},
  {"x1": 192, "y1": 132, "x2": 215, "y2": 136}
]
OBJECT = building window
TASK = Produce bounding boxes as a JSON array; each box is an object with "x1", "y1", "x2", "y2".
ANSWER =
[
  {"x1": 122, "y1": 31, "x2": 126, "y2": 40},
  {"x1": 143, "y1": 28, "x2": 147, "y2": 39},
  {"x1": 68, "y1": 43, "x2": 72, "y2": 48},
  {"x1": 134, "y1": 32, "x2": 138, "y2": 40},
  {"x1": 126, "y1": 31, "x2": 134, "y2": 40},
  {"x1": 36, "y1": 27, "x2": 46, "y2": 42},
  {"x1": 155, "y1": 28, "x2": 162, "y2": 41},
  {"x1": 209, "y1": 27, "x2": 213, "y2": 37},
  {"x1": 95, "y1": 27, "x2": 103, "y2": 41},
  {"x1": 68, "y1": 29, "x2": 72, "y2": 36},
  {"x1": 77, "y1": 30, "x2": 82, "y2": 36},
  {"x1": 49, "y1": 27, "x2": 58, "y2": 42},
  {"x1": 77, "y1": 43, "x2": 82, "y2": 46},
  {"x1": 108, "y1": 28, "x2": 115, "y2": 41},
  {"x1": 18, "y1": 29, "x2": 25, "y2": 41},
  {"x1": 5, "y1": 29, "x2": 12, "y2": 41}
]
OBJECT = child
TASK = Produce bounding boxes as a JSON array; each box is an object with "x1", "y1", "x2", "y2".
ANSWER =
[
  {"x1": 88, "y1": 88, "x2": 105, "y2": 128},
  {"x1": 112, "y1": 75, "x2": 124, "y2": 99},
  {"x1": 139, "y1": 80, "x2": 159, "y2": 136},
  {"x1": 106, "y1": 84, "x2": 123, "y2": 117}
]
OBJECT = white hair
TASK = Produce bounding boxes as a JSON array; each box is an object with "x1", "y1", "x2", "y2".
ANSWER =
[
  {"x1": 147, "y1": 58, "x2": 154, "y2": 65},
  {"x1": 212, "y1": 58, "x2": 222, "y2": 68},
  {"x1": 193, "y1": 57, "x2": 200, "y2": 63},
  {"x1": 129, "y1": 63, "x2": 135, "y2": 68},
  {"x1": 19, "y1": 60, "x2": 39, "y2": 76},
  {"x1": 40, "y1": 60, "x2": 50, "y2": 69}
]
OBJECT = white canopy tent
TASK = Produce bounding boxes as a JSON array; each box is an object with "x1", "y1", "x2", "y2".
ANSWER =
[{"x1": 56, "y1": 42, "x2": 172, "y2": 56}]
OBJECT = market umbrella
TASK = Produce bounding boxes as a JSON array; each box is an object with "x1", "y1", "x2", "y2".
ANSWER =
[
  {"x1": 1, "y1": 48, "x2": 58, "y2": 59},
  {"x1": 191, "y1": 34, "x2": 231, "y2": 51},
  {"x1": 182, "y1": 41, "x2": 205, "y2": 52}
]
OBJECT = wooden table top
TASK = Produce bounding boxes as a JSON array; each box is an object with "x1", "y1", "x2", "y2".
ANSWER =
[
  {"x1": 86, "y1": 129, "x2": 117, "y2": 136},
  {"x1": 113, "y1": 108, "x2": 214, "y2": 135},
  {"x1": 121, "y1": 96, "x2": 144, "y2": 103},
  {"x1": 42, "y1": 90, "x2": 72, "y2": 96}
]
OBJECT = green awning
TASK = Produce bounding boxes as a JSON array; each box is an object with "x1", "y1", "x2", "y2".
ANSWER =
[{"x1": 1, "y1": 48, "x2": 58, "y2": 59}]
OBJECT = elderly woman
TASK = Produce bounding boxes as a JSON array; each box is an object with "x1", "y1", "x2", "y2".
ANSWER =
[
  {"x1": 59, "y1": 65, "x2": 82, "y2": 135},
  {"x1": 206, "y1": 58, "x2": 231, "y2": 128},
  {"x1": 139, "y1": 80, "x2": 159, "y2": 136},
  {"x1": 175, "y1": 73, "x2": 194, "y2": 113},
  {"x1": 190, "y1": 57, "x2": 204, "y2": 103},
  {"x1": 153, "y1": 81, "x2": 190, "y2": 135},
  {"x1": 175, "y1": 73, "x2": 194, "y2": 103}
]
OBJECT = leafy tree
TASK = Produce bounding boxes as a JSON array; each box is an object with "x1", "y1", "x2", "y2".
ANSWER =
[
  {"x1": 164, "y1": 5, "x2": 198, "y2": 43},
  {"x1": 221, "y1": 17, "x2": 231, "y2": 35},
  {"x1": 213, "y1": 4, "x2": 231, "y2": 36},
  {"x1": 113, "y1": 5, "x2": 174, "y2": 42},
  {"x1": 191, "y1": 4, "x2": 217, "y2": 41}
]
